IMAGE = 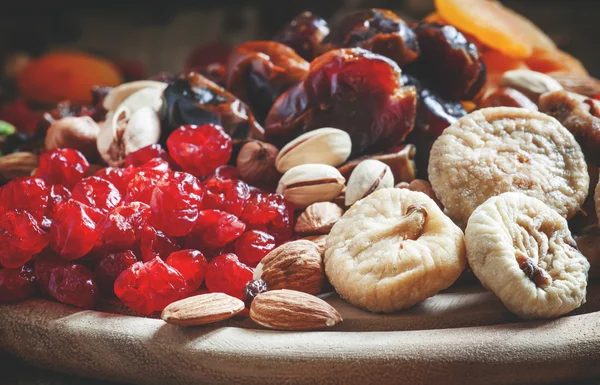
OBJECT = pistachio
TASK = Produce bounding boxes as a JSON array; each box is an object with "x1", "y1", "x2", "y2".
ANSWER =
[
  {"x1": 275, "y1": 128, "x2": 352, "y2": 173},
  {"x1": 102, "y1": 80, "x2": 167, "y2": 112},
  {"x1": 45, "y1": 116, "x2": 101, "y2": 160},
  {"x1": 345, "y1": 159, "x2": 394, "y2": 206},
  {"x1": 276, "y1": 164, "x2": 345, "y2": 209},
  {"x1": 294, "y1": 202, "x2": 344, "y2": 235},
  {"x1": 337, "y1": 144, "x2": 416, "y2": 183},
  {"x1": 236, "y1": 140, "x2": 280, "y2": 186},
  {"x1": 499, "y1": 69, "x2": 563, "y2": 104}
]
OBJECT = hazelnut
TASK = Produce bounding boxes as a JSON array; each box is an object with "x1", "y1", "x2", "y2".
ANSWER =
[
  {"x1": 45, "y1": 116, "x2": 101, "y2": 160},
  {"x1": 477, "y1": 87, "x2": 538, "y2": 111},
  {"x1": 236, "y1": 140, "x2": 280, "y2": 186}
]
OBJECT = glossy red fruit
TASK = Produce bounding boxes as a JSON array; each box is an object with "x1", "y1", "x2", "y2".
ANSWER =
[
  {"x1": 94, "y1": 250, "x2": 138, "y2": 296},
  {"x1": 114, "y1": 257, "x2": 188, "y2": 315},
  {"x1": 234, "y1": 230, "x2": 276, "y2": 267},
  {"x1": 50, "y1": 199, "x2": 103, "y2": 260},
  {"x1": 150, "y1": 172, "x2": 204, "y2": 237},
  {"x1": 0, "y1": 210, "x2": 50, "y2": 268},
  {"x1": 125, "y1": 144, "x2": 177, "y2": 169},
  {"x1": 33, "y1": 251, "x2": 67, "y2": 297},
  {"x1": 205, "y1": 253, "x2": 253, "y2": 300},
  {"x1": 123, "y1": 170, "x2": 163, "y2": 204},
  {"x1": 137, "y1": 158, "x2": 171, "y2": 172},
  {"x1": 165, "y1": 250, "x2": 208, "y2": 291},
  {"x1": 0, "y1": 177, "x2": 48, "y2": 221},
  {"x1": 72, "y1": 176, "x2": 122, "y2": 213},
  {"x1": 213, "y1": 165, "x2": 239, "y2": 180},
  {"x1": 240, "y1": 192, "x2": 294, "y2": 242},
  {"x1": 189, "y1": 210, "x2": 246, "y2": 250},
  {"x1": 0, "y1": 265, "x2": 37, "y2": 303},
  {"x1": 203, "y1": 176, "x2": 250, "y2": 217},
  {"x1": 46, "y1": 184, "x2": 72, "y2": 219},
  {"x1": 166, "y1": 124, "x2": 232, "y2": 177},
  {"x1": 138, "y1": 226, "x2": 181, "y2": 262},
  {"x1": 48, "y1": 264, "x2": 99, "y2": 309},
  {"x1": 34, "y1": 148, "x2": 90, "y2": 188},
  {"x1": 274, "y1": 11, "x2": 329, "y2": 62},
  {"x1": 94, "y1": 167, "x2": 135, "y2": 194},
  {"x1": 99, "y1": 202, "x2": 151, "y2": 252}
]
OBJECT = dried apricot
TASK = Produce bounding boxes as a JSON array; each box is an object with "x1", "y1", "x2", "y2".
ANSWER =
[{"x1": 525, "y1": 48, "x2": 588, "y2": 76}]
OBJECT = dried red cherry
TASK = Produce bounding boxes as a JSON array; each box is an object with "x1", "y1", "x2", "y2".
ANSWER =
[
  {"x1": 123, "y1": 169, "x2": 163, "y2": 204},
  {"x1": 0, "y1": 210, "x2": 49, "y2": 268},
  {"x1": 0, "y1": 264, "x2": 37, "y2": 303},
  {"x1": 46, "y1": 184, "x2": 72, "y2": 219},
  {"x1": 202, "y1": 176, "x2": 250, "y2": 217},
  {"x1": 71, "y1": 176, "x2": 122, "y2": 213},
  {"x1": 48, "y1": 264, "x2": 99, "y2": 309},
  {"x1": 94, "y1": 250, "x2": 138, "y2": 296},
  {"x1": 94, "y1": 167, "x2": 135, "y2": 194},
  {"x1": 125, "y1": 144, "x2": 175, "y2": 168},
  {"x1": 321, "y1": 9, "x2": 419, "y2": 67},
  {"x1": 33, "y1": 250, "x2": 67, "y2": 298},
  {"x1": 150, "y1": 172, "x2": 204, "y2": 237},
  {"x1": 114, "y1": 257, "x2": 188, "y2": 315},
  {"x1": 138, "y1": 226, "x2": 181, "y2": 262},
  {"x1": 226, "y1": 41, "x2": 309, "y2": 122},
  {"x1": 165, "y1": 249, "x2": 208, "y2": 291},
  {"x1": 34, "y1": 148, "x2": 89, "y2": 189},
  {"x1": 274, "y1": 11, "x2": 329, "y2": 62},
  {"x1": 188, "y1": 210, "x2": 246, "y2": 250},
  {"x1": 137, "y1": 158, "x2": 171, "y2": 173},
  {"x1": 205, "y1": 253, "x2": 254, "y2": 300},
  {"x1": 0, "y1": 177, "x2": 49, "y2": 221},
  {"x1": 240, "y1": 192, "x2": 294, "y2": 242},
  {"x1": 242, "y1": 279, "x2": 268, "y2": 308},
  {"x1": 265, "y1": 48, "x2": 417, "y2": 157},
  {"x1": 100, "y1": 202, "x2": 151, "y2": 252},
  {"x1": 50, "y1": 199, "x2": 103, "y2": 261},
  {"x1": 234, "y1": 230, "x2": 276, "y2": 267},
  {"x1": 212, "y1": 165, "x2": 239, "y2": 180}
]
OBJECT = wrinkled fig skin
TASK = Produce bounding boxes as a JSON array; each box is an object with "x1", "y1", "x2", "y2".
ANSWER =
[
  {"x1": 321, "y1": 9, "x2": 419, "y2": 68},
  {"x1": 160, "y1": 72, "x2": 264, "y2": 145},
  {"x1": 274, "y1": 12, "x2": 330, "y2": 62},
  {"x1": 407, "y1": 23, "x2": 486, "y2": 101},
  {"x1": 265, "y1": 48, "x2": 417, "y2": 157},
  {"x1": 402, "y1": 74, "x2": 466, "y2": 180},
  {"x1": 539, "y1": 90, "x2": 600, "y2": 166},
  {"x1": 226, "y1": 41, "x2": 309, "y2": 123}
]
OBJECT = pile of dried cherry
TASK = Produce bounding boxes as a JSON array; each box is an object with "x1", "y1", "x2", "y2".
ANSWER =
[{"x1": 0, "y1": 123, "x2": 293, "y2": 315}]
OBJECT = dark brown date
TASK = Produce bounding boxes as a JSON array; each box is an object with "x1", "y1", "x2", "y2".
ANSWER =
[{"x1": 274, "y1": 12, "x2": 330, "y2": 62}]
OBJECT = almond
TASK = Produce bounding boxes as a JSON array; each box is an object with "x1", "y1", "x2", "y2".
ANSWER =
[
  {"x1": 250, "y1": 289, "x2": 342, "y2": 330},
  {"x1": 301, "y1": 234, "x2": 328, "y2": 255},
  {"x1": 294, "y1": 202, "x2": 343, "y2": 235},
  {"x1": 0, "y1": 152, "x2": 39, "y2": 180},
  {"x1": 254, "y1": 240, "x2": 324, "y2": 295},
  {"x1": 161, "y1": 292, "x2": 245, "y2": 326}
]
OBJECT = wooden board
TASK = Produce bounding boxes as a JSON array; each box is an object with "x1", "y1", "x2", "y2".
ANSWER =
[{"x1": 1, "y1": 281, "x2": 599, "y2": 385}]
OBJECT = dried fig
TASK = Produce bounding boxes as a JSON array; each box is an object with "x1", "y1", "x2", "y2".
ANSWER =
[
  {"x1": 274, "y1": 11, "x2": 330, "y2": 62},
  {"x1": 429, "y1": 107, "x2": 589, "y2": 227},
  {"x1": 265, "y1": 48, "x2": 417, "y2": 157},
  {"x1": 325, "y1": 188, "x2": 466, "y2": 313},
  {"x1": 466, "y1": 192, "x2": 589, "y2": 319}
]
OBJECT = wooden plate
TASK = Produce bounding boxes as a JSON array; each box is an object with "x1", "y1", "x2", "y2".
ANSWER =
[{"x1": 1, "y1": 281, "x2": 599, "y2": 385}]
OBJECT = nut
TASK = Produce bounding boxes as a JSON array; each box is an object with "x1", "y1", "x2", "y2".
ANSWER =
[
  {"x1": 253, "y1": 239, "x2": 324, "y2": 295},
  {"x1": 345, "y1": 159, "x2": 394, "y2": 206},
  {"x1": 477, "y1": 87, "x2": 538, "y2": 111},
  {"x1": 161, "y1": 292, "x2": 245, "y2": 326},
  {"x1": 249, "y1": 289, "x2": 342, "y2": 330},
  {"x1": 548, "y1": 71, "x2": 600, "y2": 98},
  {"x1": 276, "y1": 164, "x2": 345, "y2": 209},
  {"x1": 337, "y1": 144, "x2": 416, "y2": 183},
  {"x1": 236, "y1": 140, "x2": 280, "y2": 186},
  {"x1": 301, "y1": 235, "x2": 328, "y2": 255},
  {"x1": 294, "y1": 202, "x2": 343, "y2": 235},
  {"x1": 275, "y1": 127, "x2": 352, "y2": 173},
  {"x1": 102, "y1": 80, "x2": 167, "y2": 112},
  {"x1": 499, "y1": 69, "x2": 563, "y2": 104},
  {"x1": 396, "y1": 179, "x2": 444, "y2": 209},
  {"x1": 0, "y1": 152, "x2": 39, "y2": 180},
  {"x1": 45, "y1": 116, "x2": 101, "y2": 160}
]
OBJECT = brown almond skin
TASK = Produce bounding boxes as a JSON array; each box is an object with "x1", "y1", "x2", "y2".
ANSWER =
[
  {"x1": 161, "y1": 293, "x2": 245, "y2": 326},
  {"x1": 294, "y1": 202, "x2": 343, "y2": 235},
  {"x1": 250, "y1": 289, "x2": 342, "y2": 330}
]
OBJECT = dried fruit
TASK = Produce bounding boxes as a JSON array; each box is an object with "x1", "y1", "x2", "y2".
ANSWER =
[
  {"x1": 0, "y1": 265, "x2": 37, "y2": 303},
  {"x1": 428, "y1": 107, "x2": 589, "y2": 226},
  {"x1": 189, "y1": 210, "x2": 246, "y2": 251},
  {"x1": 94, "y1": 167, "x2": 133, "y2": 194},
  {"x1": 71, "y1": 176, "x2": 122, "y2": 213},
  {"x1": 234, "y1": 230, "x2": 277, "y2": 267},
  {"x1": 138, "y1": 226, "x2": 181, "y2": 262},
  {"x1": 275, "y1": 128, "x2": 352, "y2": 173},
  {"x1": 294, "y1": 202, "x2": 343, "y2": 235},
  {"x1": 50, "y1": 199, "x2": 103, "y2": 260},
  {"x1": 161, "y1": 292, "x2": 245, "y2": 326},
  {"x1": 125, "y1": 143, "x2": 176, "y2": 169},
  {"x1": 236, "y1": 140, "x2": 280, "y2": 187},
  {"x1": 0, "y1": 210, "x2": 49, "y2": 268},
  {"x1": 525, "y1": 48, "x2": 588, "y2": 77},
  {"x1": 321, "y1": 9, "x2": 419, "y2": 67},
  {"x1": 574, "y1": 226, "x2": 600, "y2": 280},
  {"x1": 499, "y1": 69, "x2": 563, "y2": 104},
  {"x1": 44, "y1": 116, "x2": 101, "y2": 160},
  {"x1": 114, "y1": 257, "x2": 188, "y2": 315},
  {"x1": 250, "y1": 289, "x2": 341, "y2": 330},
  {"x1": 325, "y1": 188, "x2": 466, "y2": 312},
  {"x1": 48, "y1": 264, "x2": 100, "y2": 309},
  {"x1": 34, "y1": 251, "x2": 67, "y2": 297},
  {"x1": 240, "y1": 191, "x2": 294, "y2": 242},
  {"x1": 123, "y1": 169, "x2": 163, "y2": 205},
  {"x1": 395, "y1": 179, "x2": 443, "y2": 209},
  {"x1": 34, "y1": 148, "x2": 89, "y2": 189},
  {"x1": 465, "y1": 192, "x2": 589, "y2": 319},
  {"x1": 0, "y1": 152, "x2": 39, "y2": 180},
  {"x1": 202, "y1": 176, "x2": 249, "y2": 217},
  {"x1": 345, "y1": 159, "x2": 394, "y2": 206},
  {"x1": 0, "y1": 177, "x2": 49, "y2": 222},
  {"x1": 94, "y1": 250, "x2": 138, "y2": 296},
  {"x1": 165, "y1": 250, "x2": 208, "y2": 292},
  {"x1": 166, "y1": 124, "x2": 232, "y2": 178},
  {"x1": 274, "y1": 11, "x2": 330, "y2": 62},
  {"x1": 254, "y1": 240, "x2": 324, "y2": 295},
  {"x1": 242, "y1": 279, "x2": 268, "y2": 307},
  {"x1": 205, "y1": 253, "x2": 254, "y2": 300},
  {"x1": 100, "y1": 202, "x2": 151, "y2": 252},
  {"x1": 477, "y1": 87, "x2": 538, "y2": 110},
  {"x1": 276, "y1": 164, "x2": 345, "y2": 209},
  {"x1": 265, "y1": 48, "x2": 417, "y2": 157}
]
